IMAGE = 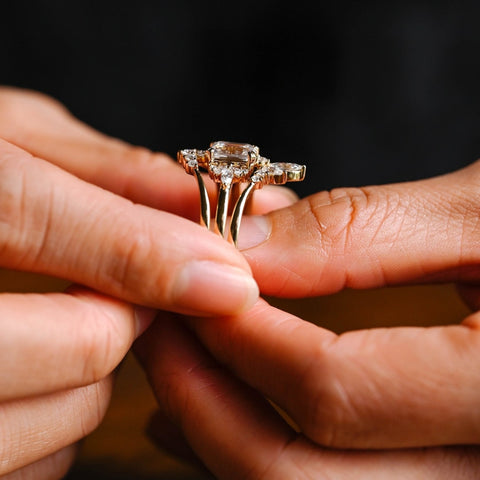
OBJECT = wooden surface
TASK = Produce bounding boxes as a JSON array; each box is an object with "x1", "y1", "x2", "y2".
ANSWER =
[{"x1": 0, "y1": 268, "x2": 471, "y2": 479}]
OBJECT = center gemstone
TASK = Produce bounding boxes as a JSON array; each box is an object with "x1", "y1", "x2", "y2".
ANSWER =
[{"x1": 209, "y1": 141, "x2": 258, "y2": 166}]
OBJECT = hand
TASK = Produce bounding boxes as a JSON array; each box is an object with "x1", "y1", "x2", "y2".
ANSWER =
[
  {"x1": 137, "y1": 161, "x2": 480, "y2": 478},
  {"x1": 0, "y1": 287, "x2": 156, "y2": 478},
  {"x1": 0, "y1": 86, "x2": 262, "y2": 316},
  {"x1": 0, "y1": 86, "x2": 292, "y2": 477},
  {"x1": 137, "y1": 303, "x2": 480, "y2": 479},
  {"x1": 236, "y1": 160, "x2": 480, "y2": 297}
]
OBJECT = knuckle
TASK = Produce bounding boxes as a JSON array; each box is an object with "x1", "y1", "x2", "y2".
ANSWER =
[
  {"x1": 328, "y1": 186, "x2": 399, "y2": 249},
  {"x1": 304, "y1": 187, "x2": 390, "y2": 253},
  {"x1": 152, "y1": 361, "x2": 224, "y2": 426},
  {"x1": 0, "y1": 148, "x2": 35, "y2": 265},
  {"x1": 102, "y1": 218, "x2": 157, "y2": 300},
  {"x1": 0, "y1": 143, "x2": 60, "y2": 270},
  {"x1": 121, "y1": 144, "x2": 171, "y2": 168},
  {"x1": 115, "y1": 144, "x2": 174, "y2": 196},
  {"x1": 304, "y1": 185, "x2": 417, "y2": 288},
  {"x1": 447, "y1": 192, "x2": 480, "y2": 265}
]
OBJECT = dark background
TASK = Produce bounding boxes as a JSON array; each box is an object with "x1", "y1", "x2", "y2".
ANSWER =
[
  {"x1": 1, "y1": 3, "x2": 479, "y2": 478},
  {"x1": 1, "y1": 0, "x2": 480, "y2": 197}
]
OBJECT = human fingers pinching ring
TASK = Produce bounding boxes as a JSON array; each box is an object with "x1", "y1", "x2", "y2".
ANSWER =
[{"x1": 0, "y1": 138, "x2": 258, "y2": 317}]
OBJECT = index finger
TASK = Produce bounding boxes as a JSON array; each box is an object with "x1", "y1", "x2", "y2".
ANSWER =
[
  {"x1": 0, "y1": 139, "x2": 258, "y2": 316},
  {"x1": 186, "y1": 299, "x2": 480, "y2": 448},
  {"x1": 137, "y1": 310, "x2": 480, "y2": 480}
]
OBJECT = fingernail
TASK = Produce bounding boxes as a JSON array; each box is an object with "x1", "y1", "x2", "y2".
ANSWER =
[
  {"x1": 134, "y1": 305, "x2": 157, "y2": 337},
  {"x1": 237, "y1": 215, "x2": 271, "y2": 250},
  {"x1": 173, "y1": 261, "x2": 259, "y2": 315}
]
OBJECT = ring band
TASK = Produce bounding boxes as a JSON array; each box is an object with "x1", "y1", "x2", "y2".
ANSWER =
[{"x1": 177, "y1": 141, "x2": 306, "y2": 246}]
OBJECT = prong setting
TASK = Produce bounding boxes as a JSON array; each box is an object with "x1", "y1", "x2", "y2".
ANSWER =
[{"x1": 177, "y1": 141, "x2": 306, "y2": 244}]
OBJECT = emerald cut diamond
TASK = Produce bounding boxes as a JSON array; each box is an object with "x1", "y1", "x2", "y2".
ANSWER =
[
  {"x1": 209, "y1": 141, "x2": 258, "y2": 167},
  {"x1": 208, "y1": 141, "x2": 259, "y2": 184}
]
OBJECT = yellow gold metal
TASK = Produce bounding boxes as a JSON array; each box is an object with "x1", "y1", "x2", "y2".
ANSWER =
[
  {"x1": 230, "y1": 181, "x2": 257, "y2": 246},
  {"x1": 177, "y1": 149, "x2": 211, "y2": 229},
  {"x1": 194, "y1": 168, "x2": 210, "y2": 229},
  {"x1": 215, "y1": 184, "x2": 231, "y2": 238},
  {"x1": 276, "y1": 162, "x2": 306, "y2": 182},
  {"x1": 177, "y1": 142, "x2": 306, "y2": 246}
]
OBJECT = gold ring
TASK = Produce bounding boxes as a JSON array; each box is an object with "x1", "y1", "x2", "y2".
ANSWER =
[{"x1": 177, "y1": 141, "x2": 306, "y2": 246}]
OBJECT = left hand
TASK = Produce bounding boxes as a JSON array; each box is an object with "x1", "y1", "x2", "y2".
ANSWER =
[
  {"x1": 136, "y1": 301, "x2": 480, "y2": 479},
  {"x1": 0, "y1": 86, "x2": 294, "y2": 478},
  {"x1": 136, "y1": 161, "x2": 480, "y2": 478},
  {"x1": 0, "y1": 286, "x2": 156, "y2": 478}
]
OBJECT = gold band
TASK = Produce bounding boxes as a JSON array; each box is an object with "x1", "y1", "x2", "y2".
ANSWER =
[{"x1": 177, "y1": 141, "x2": 306, "y2": 246}]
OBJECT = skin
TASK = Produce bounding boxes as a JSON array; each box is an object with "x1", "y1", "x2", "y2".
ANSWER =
[
  {"x1": 0, "y1": 87, "x2": 294, "y2": 478},
  {"x1": 138, "y1": 162, "x2": 480, "y2": 477}
]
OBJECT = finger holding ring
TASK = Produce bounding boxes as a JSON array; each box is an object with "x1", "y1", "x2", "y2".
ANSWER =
[{"x1": 177, "y1": 141, "x2": 306, "y2": 246}]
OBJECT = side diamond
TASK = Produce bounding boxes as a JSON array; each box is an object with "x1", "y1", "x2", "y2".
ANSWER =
[{"x1": 220, "y1": 167, "x2": 234, "y2": 186}]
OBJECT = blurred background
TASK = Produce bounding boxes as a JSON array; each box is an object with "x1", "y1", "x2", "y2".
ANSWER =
[
  {"x1": 2, "y1": 0, "x2": 480, "y2": 196},
  {"x1": 0, "y1": 1, "x2": 479, "y2": 478}
]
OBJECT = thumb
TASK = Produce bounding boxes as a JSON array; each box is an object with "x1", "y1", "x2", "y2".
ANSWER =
[{"x1": 237, "y1": 160, "x2": 480, "y2": 297}]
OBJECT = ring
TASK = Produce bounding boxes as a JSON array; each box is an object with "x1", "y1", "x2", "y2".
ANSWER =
[{"x1": 177, "y1": 141, "x2": 306, "y2": 246}]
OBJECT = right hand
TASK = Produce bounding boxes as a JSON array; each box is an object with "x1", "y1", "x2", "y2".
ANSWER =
[
  {"x1": 0, "y1": 86, "x2": 292, "y2": 478},
  {"x1": 0, "y1": 286, "x2": 155, "y2": 479},
  {"x1": 0, "y1": 86, "x2": 260, "y2": 317}
]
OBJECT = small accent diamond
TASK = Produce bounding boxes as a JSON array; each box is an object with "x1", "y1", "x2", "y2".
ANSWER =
[
  {"x1": 181, "y1": 149, "x2": 198, "y2": 168},
  {"x1": 220, "y1": 167, "x2": 234, "y2": 185},
  {"x1": 233, "y1": 167, "x2": 249, "y2": 177},
  {"x1": 187, "y1": 157, "x2": 198, "y2": 168},
  {"x1": 269, "y1": 164, "x2": 284, "y2": 176},
  {"x1": 211, "y1": 164, "x2": 222, "y2": 176},
  {"x1": 276, "y1": 162, "x2": 303, "y2": 172}
]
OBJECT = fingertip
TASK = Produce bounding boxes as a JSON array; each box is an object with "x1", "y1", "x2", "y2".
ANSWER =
[{"x1": 171, "y1": 261, "x2": 259, "y2": 316}]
